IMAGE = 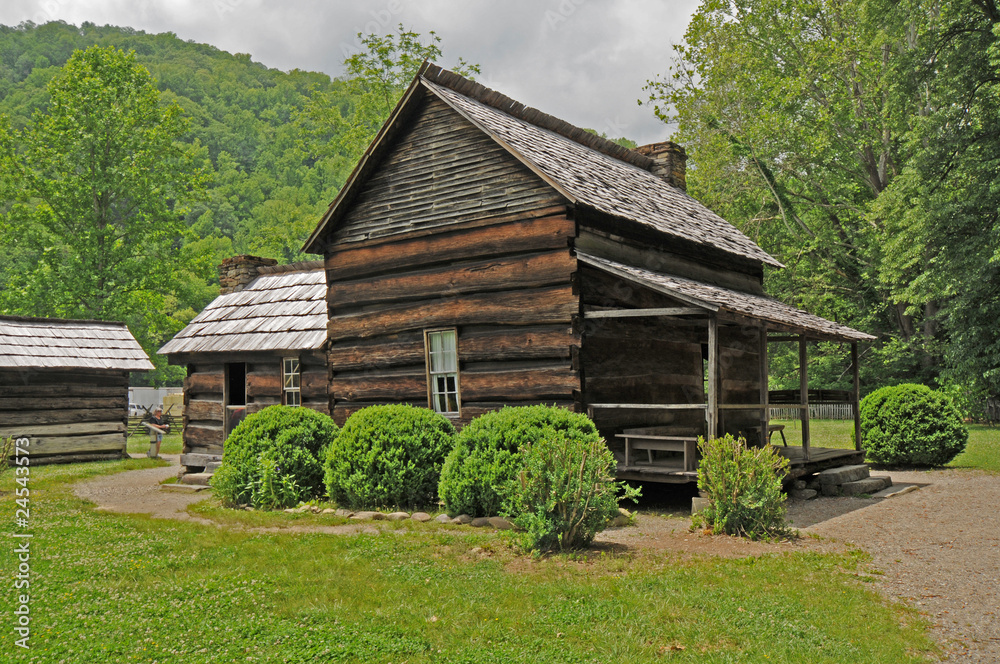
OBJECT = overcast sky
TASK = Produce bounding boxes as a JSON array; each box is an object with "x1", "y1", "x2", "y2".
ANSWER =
[{"x1": 0, "y1": 0, "x2": 698, "y2": 145}]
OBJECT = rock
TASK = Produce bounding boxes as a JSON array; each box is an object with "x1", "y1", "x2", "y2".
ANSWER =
[
  {"x1": 335, "y1": 509, "x2": 354, "y2": 517},
  {"x1": 790, "y1": 489, "x2": 818, "y2": 500},
  {"x1": 608, "y1": 515, "x2": 629, "y2": 527},
  {"x1": 434, "y1": 514, "x2": 452, "y2": 524},
  {"x1": 805, "y1": 478, "x2": 821, "y2": 491},
  {"x1": 386, "y1": 511, "x2": 410, "y2": 521},
  {"x1": 841, "y1": 476, "x2": 892, "y2": 496},
  {"x1": 411, "y1": 512, "x2": 432, "y2": 522},
  {"x1": 451, "y1": 514, "x2": 473, "y2": 525},
  {"x1": 487, "y1": 516, "x2": 513, "y2": 530},
  {"x1": 351, "y1": 511, "x2": 378, "y2": 520},
  {"x1": 792, "y1": 480, "x2": 808, "y2": 491},
  {"x1": 871, "y1": 483, "x2": 919, "y2": 499},
  {"x1": 820, "y1": 484, "x2": 840, "y2": 497},
  {"x1": 321, "y1": 508, "x2": 337, "y2": 514},
  {"x1": 309, "y1": 505, "x2": 323, "y2": 513},
  {"x1": 470, "y1": 517, "x2": 491, "y2": 528},
  {"x1": 818, "y1": 465, "x2": 870, "y2": 485},
  {"x1": 691, "y1": 497, "x2": 711, "y2": 514},
  {"x1": 283, "y1": 508, "x2": 297, "y2": 513}
]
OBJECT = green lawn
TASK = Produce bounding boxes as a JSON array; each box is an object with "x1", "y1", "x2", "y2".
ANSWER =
[
  {"x1": 126, "y1": 430, "x2": 184, "y2": 456},
  {"x1": 772, "y1": 419, "x2": 999, "y2": 473},
  {"x1": 0, "y1": 460, "x2": 937, "y2": 663}
]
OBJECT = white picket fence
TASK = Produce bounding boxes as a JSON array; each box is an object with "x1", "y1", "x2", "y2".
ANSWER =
[{"x1": 769, "y1": 403, "x2": 855, "y2": 420}]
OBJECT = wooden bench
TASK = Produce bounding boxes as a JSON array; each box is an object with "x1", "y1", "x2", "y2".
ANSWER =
[{"x1": 615, "y1": 428, "x2": 698, "y2": 471}]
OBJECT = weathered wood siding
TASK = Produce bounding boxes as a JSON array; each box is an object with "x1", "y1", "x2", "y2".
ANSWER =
[
  {"x1": 578, "y1": 266, "x2": 707, "y2": 443},
  {"x1": 324, "y1": 94, "x2": 579, "y2": 425},
  {"x1": 0, "y1": 369, "x2": 129, "y2": 463},
  {"x1": 182, "y1": 353, "x2": 329, "y2": 457},
  {"x1": 329, "y1": 92, "x2": 562, "y2": 245}
]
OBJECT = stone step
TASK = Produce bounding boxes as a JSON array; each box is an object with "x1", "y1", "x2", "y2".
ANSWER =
[
  {"x1": 161, "y1": 483, "x2": 211, "y2": 493},
  {"x1": 818, "y1": 464, "x2": 871, "y2": 486},
  {"x1": 841, "y1": 476, "x2": 892, "y2": 496},
  {"x1": 204, "y1": 462, "x2": 221, "y2": 474},
  {"x1": 871, "y1": 483, "x2": 919, "y2": 499},
  {"x1": 180, "y1": 453, "x2": 222, "y2": 467},
  {"x1": 180, "y1": 472, "x2": 213, "y2": 486}
]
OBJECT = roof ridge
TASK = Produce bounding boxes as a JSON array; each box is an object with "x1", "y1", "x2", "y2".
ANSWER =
[
  {"x1": 421, "y1": 64, "x2": 653, "y2": 172},
  {"x1": 256, "y1": 259, "x2": 325, "y2": 275},
  {"x1": 0, "y1": 314, "x2": 128, "y2": 328}
]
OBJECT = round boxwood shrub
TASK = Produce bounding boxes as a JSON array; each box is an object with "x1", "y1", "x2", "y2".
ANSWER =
[
  {"x1": 211, "y1": 405, "x2": 339, "y2": 509},
  {"x1": 324, "y1": 404, "x2": 456, "y2": 509},
  {"x1": 439, "y1": 405, "x2": 602, "y2": 517},
  {"x1": 859, "y1": 383, "x2": 968, "y2": 466}
]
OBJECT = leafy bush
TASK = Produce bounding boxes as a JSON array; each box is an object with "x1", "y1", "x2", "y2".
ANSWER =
[
  {"x1": 859, "y1": 383, "x2": 968, "y2": 466},
  {"x1": 211, "y1": 406, "x2": 338, "y2": 509},
  {"x1": 439, "y1": 405, "x2": 602, "y2": 517},
  {"x1": 324, "y1": 405, "x2": 455, "y2": 509},
  {"x1": 500, "y1": 430, "x2": 640, "y2": 551},
  {"x1": 693, "y1": 434, "x2": 791, "y2": 540}
]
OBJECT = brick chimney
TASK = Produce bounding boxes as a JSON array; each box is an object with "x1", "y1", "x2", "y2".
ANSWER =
[
  {"x1": 218, "y1": 255, "x2": 278, "y2": 295},
  {"x1": 635, "y1": 141, "x2": 687, "y2": 192}
]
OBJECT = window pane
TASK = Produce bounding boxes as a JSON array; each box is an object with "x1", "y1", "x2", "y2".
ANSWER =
[{"x1": 288, "y1": 391, "x2": 300, "y2": 407}]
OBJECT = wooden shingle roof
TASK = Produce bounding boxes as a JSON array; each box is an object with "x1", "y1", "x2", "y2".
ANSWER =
[
  {"x1": 579, "y1": 253, "x2": 875, "y2": 342},
  {"x1": 304, "y1": 64, "x2": 782, "y2": 268},
  {"x1": 0, "y1": 316, "x2": 154, "y2": 371},
  {"x1": 158, "y1": 262, "x2": 327, "y2": 356}
]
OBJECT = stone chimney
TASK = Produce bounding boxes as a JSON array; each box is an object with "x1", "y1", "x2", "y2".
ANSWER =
[
  {"x1": 635, "y1": 141, "x2": 687, "y2": 191},
  {"x1": 218, "y1": 255, "x2": 278, "y2": 295}
]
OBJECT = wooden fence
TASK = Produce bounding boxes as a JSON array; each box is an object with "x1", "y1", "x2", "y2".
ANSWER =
[{"x1": 770, "y1": 403, "x2": 855, "y2": 420}]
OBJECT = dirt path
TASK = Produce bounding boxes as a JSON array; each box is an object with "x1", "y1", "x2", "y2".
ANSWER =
[
  {"x1": 787, "y1": 469, "x2": 1000, "y2": 664},
  {"x1": 72, "y1": 458, "x2": 998, "y2": 662}
]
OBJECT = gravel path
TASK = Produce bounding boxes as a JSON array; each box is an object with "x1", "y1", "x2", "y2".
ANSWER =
[
  {"x1": 72, "y1": 458, "x2": 998, "y2": 662},
  {"x1": 787, "y1": 469, "x2": 1000, "y2": 663}
]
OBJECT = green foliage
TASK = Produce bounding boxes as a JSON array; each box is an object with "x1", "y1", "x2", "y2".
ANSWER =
[
  {"x1": 324, "y1": 404, "x2": 456, "y2": 509},
  {"x1": 439, "y1": 405, "x2": 603, "y2": 517},
  {"x1": 644, "y1": 0, "x2": 1000, "y2": 397},
  {"x1": 859, "y1": 384, "x2": 968, "y2": 466},
  {"x1": 211, "y1": 405, "x2": 338, "y2": 509},
  {"x1": 0, "y1": 44, "x2": 210, "y2": 384},
  {"x1": 500, "y1": 429, "x2": 640, "y2": 552},
  {"x1": 694, "y1": 435, "x2": 791, "y2": 540}
]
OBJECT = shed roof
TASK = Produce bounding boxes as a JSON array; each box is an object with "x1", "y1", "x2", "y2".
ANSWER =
[
  {"x1": 303, "y1": 64, "x2": 782, "y2": 268},
  {"x1": 0, "y1": 316, "x2": 154, "y2": 371},
  {"x1": 158, "y1": 262, "x2": 327, "y2": 356},
  {"x1": 578, "y1": 253, "x2": 875, "y2": 342}
]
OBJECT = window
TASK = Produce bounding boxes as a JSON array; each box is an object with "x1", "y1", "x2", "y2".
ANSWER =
[
  {"x1": 424, "y1": 329, "x2": 460, "y2": 415},
  {"x1": 283, "y1": 357, "x2": 301, "y2": 407}
]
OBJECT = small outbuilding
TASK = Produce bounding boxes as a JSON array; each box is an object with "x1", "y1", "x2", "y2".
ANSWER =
[
  {"x1": 158, "y1": 257, "x2": 329, "y2": 475},
  {"x1": 0, "y1": 315, "x2": 154, "y2": 464}
]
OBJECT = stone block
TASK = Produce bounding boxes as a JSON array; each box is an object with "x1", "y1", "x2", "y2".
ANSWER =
[
  {"x1": 820, "y1": 483, "x2": 840, "y2": 497},
  {"x1": 790, "y1": 489, "x2": 818, "y2": 500},
  {"x1": 691, "y1": 497, "x2": 711, "y2": 514},
  {"x1": 841, "y1": 476, "x2": 892, "y2": 496},
  {"x1": 818, "y1": 465, "x2": 870, "y2": 485}
]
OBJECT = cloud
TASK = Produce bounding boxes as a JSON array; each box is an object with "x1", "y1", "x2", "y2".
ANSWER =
[{"x1": 0, "y1": 0, "x2": 697, "y2": 144}]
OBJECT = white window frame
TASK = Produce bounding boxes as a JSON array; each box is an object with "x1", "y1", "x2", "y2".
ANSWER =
[
  {"x1": 282, "y1": 356, "x2": 301, "y2": 407},
  {"x1": 424, "y1": 328, "x2": 460, "y2": 416}
]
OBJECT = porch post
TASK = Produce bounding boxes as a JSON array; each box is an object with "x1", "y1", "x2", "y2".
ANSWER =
[
  {"x1": 707, "y1": 315, "x2": 719, "y2": 440},
  {"x1": 799, "y1": 335, "x2": 810, "y2": 462},
  {"x1": 852, "y1": 341, "x2": 862, "y2": 452},
  {"x1": 759, "y1": 322, "x2": 769, "y2": 446}
]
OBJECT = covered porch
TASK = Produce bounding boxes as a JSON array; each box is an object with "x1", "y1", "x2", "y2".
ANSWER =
[{"x1": 577, "y1": 253, "x2": 876, "y2": 484}]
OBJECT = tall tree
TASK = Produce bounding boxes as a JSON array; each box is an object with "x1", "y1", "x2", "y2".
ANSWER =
[
  {"x1": 0, "y1": 45, "x2": 211, "y2": 381},
  {"x1": 645, "y1": 0, "x2": 1000, "y2": 396}
]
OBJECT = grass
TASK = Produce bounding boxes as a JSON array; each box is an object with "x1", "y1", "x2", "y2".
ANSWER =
[
  {"x1": 0, "y1": 459, "x2": 938, "y2": 663},
  {"x1": 771, "y1": 419, "x2": 999, "y2": 472},
  {"x1": 126, "y1": 430, "x2": 184, "y2": 456}
]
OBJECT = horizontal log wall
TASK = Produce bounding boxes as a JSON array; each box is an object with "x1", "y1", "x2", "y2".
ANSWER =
[
  {"x1": 323, "y1": 95, "x2": 582, "y2": 426},
  {"x1": 0, "y1": 369, "x2": 129, "y2": 461},
  {"x1": 578, "y1": 267, "x2": 709, "y2": 443}
]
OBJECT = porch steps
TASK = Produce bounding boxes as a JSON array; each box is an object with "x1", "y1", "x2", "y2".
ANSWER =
[{"x1": 808, "y1": 464, "x2": 895, "y2": 497}]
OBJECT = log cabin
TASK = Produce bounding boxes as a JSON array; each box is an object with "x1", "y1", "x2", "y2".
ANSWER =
[
  {"x1": 0, "y1": 315, "x2": 153, "y2": 464},
  {"x1": 158, "y1": 257, "x2": 329, "y2": 475},
  {"x1": 300, "y1": 63, "x2": 876, "y2": 482}
]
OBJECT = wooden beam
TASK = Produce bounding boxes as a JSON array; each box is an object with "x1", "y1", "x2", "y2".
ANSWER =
[
  {"x1": 583, "y1": 307, "x2": 706, "y2": 319},
  {"x1": 717, "y1": 404, "x2": 770, "y2": 410},
  {"x1": 767, "y1": 335, "x2": 802, "y2": 343},
  {"x1": 800, "y1": 335, "x2": 810, "y2": 462},
  {"x1": 587, "y1": 403, "x2": 708, "y2": 410},
  {"x1": 707, "y1": 315, "x2": 719, "y2": 440},
  {"x1": 852, "y1": 342, "x2": 862, "y2": 452},
  {"x1": 759, "y1": 322, "x2": 769, "y2": 447}
]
